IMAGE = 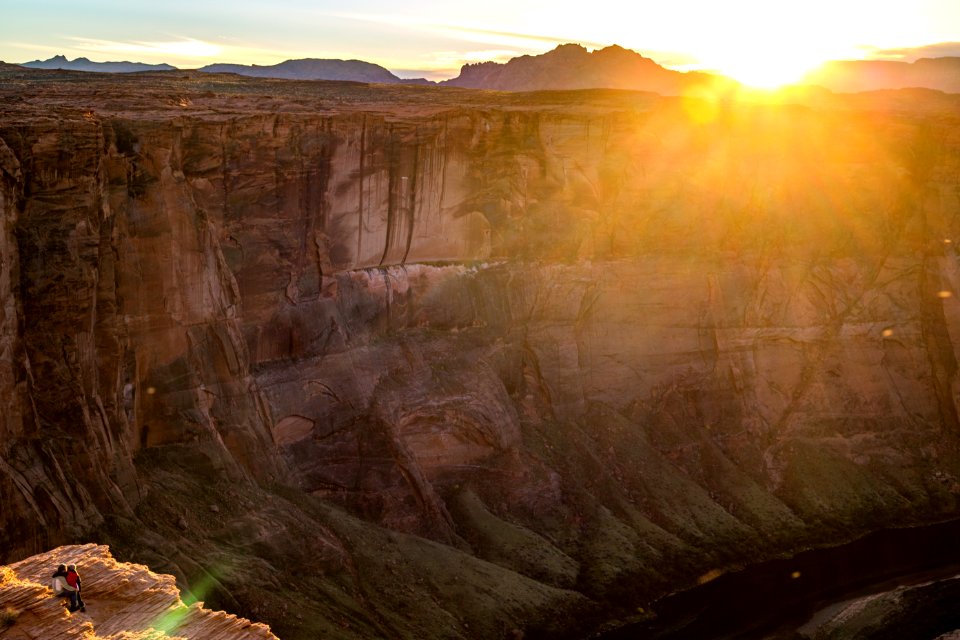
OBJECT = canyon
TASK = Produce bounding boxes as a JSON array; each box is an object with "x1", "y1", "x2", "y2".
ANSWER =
[{"x1": 2, "y1": 67, "x2": 960, "y2": 638}]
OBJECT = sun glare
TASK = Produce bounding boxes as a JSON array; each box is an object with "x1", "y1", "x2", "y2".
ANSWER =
[
  {"x1": 579, "y1": 1, "x2": 869, "y2": 90},
  {"x1": 699, "y1": 31, "x2": 862, "y2": 89},
  {"x1": 689, "y1": 18, "x2": 858, "y2": 89},
  {"x1": 712, "y1": 51, "x2": 825, "y2": 89}
]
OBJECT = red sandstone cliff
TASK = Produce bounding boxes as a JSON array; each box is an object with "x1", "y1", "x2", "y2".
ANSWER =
[{"x1": 3, "y1": 68, "x2": 960, "y2": 638}]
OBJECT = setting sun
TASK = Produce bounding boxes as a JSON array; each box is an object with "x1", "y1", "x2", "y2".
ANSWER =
[
  {"x1": 665, "y1": 5, "x2": 864, "y2": 88},
  {"x1": 710, "y1": 48, "x2": 831, "y2": 89},
  {"x1": 710, "y1": 55, "x2": 815, "y2": 88}
]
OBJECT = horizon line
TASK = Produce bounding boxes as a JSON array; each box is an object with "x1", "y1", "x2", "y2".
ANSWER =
[{"x1": 11, "y1": 40, "x2": 960, "y2": 83}]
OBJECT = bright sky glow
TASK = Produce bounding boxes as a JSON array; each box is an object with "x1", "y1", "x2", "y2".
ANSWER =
[{"x1": 2, "y1": 0, "x2": 960, "y2": 85}]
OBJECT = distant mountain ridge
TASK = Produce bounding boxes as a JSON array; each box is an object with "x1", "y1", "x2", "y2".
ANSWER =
[
  {"x1": 198, "y1": 58, "x2": 414, "y2": 83},
  {"x1": 15, "y1": 48, "x2": 960, "y2": 95},
  {"x1": 441, "y1": 43, "x2": 734, "y2": 94},
  {"x1": 804, "y1": 57, "x2": 960, "y2": 93},
  {"x1": 22, "y1": 54, "x2": 175, "y2": 73}
]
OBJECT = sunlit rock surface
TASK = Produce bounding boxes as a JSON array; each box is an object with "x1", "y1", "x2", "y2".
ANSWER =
[
  {"x1": 3, "y1": 68, "x2": 960, "y2": 638},
  {"x1": 0, "y1": 543, "x2": 276, "y2": 639}
]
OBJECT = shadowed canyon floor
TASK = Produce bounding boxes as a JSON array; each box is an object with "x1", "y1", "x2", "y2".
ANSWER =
[{"x1": 3, "y1": 68, "x2": 960, "y2": 638}]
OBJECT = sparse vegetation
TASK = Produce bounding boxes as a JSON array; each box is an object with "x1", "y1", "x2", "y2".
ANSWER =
[{"x1": 0, "y1": 605, "x2": 21, "y2": 629}]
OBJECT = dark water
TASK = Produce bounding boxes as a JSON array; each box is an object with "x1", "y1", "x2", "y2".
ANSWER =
[{"x1": 599, "y1": 518, "x2": 960, "y2": 639}]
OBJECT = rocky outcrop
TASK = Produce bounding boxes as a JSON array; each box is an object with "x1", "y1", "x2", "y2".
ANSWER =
[
  {"x1": 3, "y1": 67, "x2": 960, "y2": 638},
  {"x1": 0, "y1": 543, "x2": 276, "y2": 639},
  {"x1": 443, "y1": 43, "x2": 735, "y2": 94}
]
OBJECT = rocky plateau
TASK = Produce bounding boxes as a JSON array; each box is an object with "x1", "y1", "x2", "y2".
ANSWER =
[{"x1": 2, "y1": 67, "x2": 960, "y2": 638}]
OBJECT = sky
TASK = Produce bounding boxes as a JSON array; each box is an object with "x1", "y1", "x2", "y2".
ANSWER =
[{"x1": 3, "y1": 0, "x2": 960, "y2": 86}]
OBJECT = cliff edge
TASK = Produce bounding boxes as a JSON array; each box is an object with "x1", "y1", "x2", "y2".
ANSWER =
[{"x1": 0, "y1": 544, "x2": 277, "y2": 639}]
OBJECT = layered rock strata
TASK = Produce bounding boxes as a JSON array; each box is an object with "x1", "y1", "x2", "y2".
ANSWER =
[
  {"x1": 0, "y1": 543, "x2": 276, "y2": 639},
  {"x1": 3, "y1": 68, "x2": 960, "y2": 638}
]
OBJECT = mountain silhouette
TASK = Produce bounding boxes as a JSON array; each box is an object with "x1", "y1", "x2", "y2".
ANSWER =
[
  {"x1": 198, "y1": 58, "x2": 417, "y2": 83},
  {"x1": 442, "y1": 43, "x2": 735, "y2": 94},
  {"x1": 18, "y1": 48, "x2": 960, "y2": 95},
  {"x1": 21, "y1": 54, "x2": 175, "y2": 73},
  {"x1": 804, "y1": 57, "x2": 960, "y2": 93}
]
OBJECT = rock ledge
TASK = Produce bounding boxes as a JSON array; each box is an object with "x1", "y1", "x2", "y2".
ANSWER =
[{"x1": 0, "y1": 544, "x2": 277, "y2": 639}]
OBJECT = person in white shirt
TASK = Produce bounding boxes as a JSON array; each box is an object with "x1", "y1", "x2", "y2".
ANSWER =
[{"x1": 51, "y1": 563, "x2": 78, "y2": 610}]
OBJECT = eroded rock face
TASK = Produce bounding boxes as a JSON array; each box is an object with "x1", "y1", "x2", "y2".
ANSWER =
[{"x1": 3, "y1": 69, "x2": 960, "y2": 638}]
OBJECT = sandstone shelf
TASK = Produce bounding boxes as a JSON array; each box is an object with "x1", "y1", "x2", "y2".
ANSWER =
[{"x1": 0, "y1": 544, "x2": 276, "y2": 639}]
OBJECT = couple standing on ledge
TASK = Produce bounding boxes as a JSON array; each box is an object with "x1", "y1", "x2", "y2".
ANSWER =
[{"x1": 51, "y1": 563, "x2": 85, "y2": 612}]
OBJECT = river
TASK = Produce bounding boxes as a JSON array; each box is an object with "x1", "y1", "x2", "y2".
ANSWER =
[{"x1": 598, "y1": 518, "x2": 960, "y2": 639}]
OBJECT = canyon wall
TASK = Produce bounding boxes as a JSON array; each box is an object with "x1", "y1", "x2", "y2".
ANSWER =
[{"x1": 3, "y1": 70, "x2": 960, "y2": 638}]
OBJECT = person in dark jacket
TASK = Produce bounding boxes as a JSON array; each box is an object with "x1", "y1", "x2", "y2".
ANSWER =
[{"x1": 65, "y1": 564, "x2": 85, "y2": 612}]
